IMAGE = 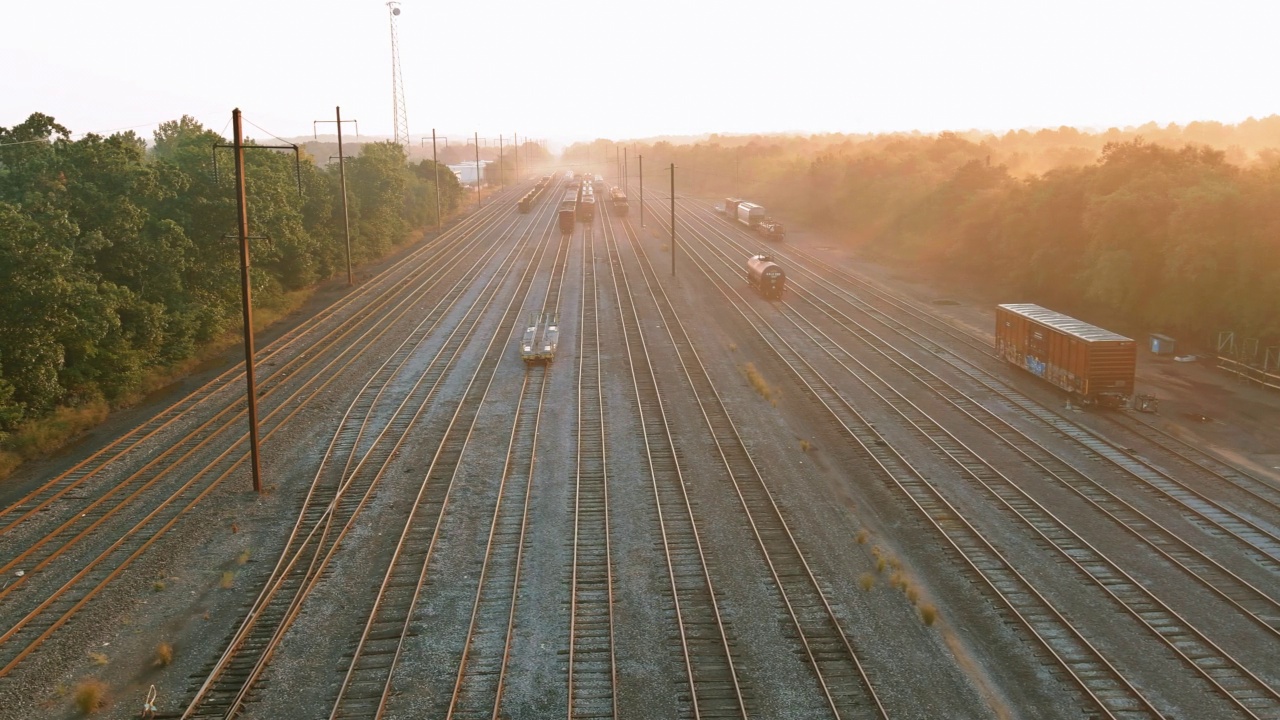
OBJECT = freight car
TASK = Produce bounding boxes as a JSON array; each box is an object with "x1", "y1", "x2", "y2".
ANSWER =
[
  {"x1": 722, "y1": 197, "x2": 743, "y2": 217},
  {"x1": 521, "y1": 312, "x2": 559, "y2": 363},
  {"x1": 737, "y1": 202, "x2": 765, "y2": 228},
  {"x1": 757, "y1": 218, "x2": 785, "y2": 241},
  {"x1": 609, "y1": 186, "x2": 628, "y2": 215},
  {"x1": 746, "y1": 254, "x2": 785, "y2": 299},
  {"x1": 558, "y1": 190, "x2": 577, "y2": 233},
  {"x1": 995, "y1": 303, "x2": 1136, "y2": 408},
  {"x1": 576, "y1": 184, "x2": 595, "y2": 222}
]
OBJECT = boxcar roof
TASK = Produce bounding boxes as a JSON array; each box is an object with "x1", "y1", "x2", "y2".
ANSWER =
[{"x1": 999, "y1": 304, "x2": 1132, "y2": 343}]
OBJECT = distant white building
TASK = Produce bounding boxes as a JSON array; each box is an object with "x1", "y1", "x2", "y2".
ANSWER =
[{"x1": 448, "y1": 160, "x2": 491, "y2": 186}]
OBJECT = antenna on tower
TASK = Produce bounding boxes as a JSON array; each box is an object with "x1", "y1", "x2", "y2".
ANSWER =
[{"x1": 387, "y1": 2, "x2": 410, "y2": 146}]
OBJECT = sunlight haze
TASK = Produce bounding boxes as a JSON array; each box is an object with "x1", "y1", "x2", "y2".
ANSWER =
[{"x1": 4, "y1": 0, "x2": 1277, "y2": 142}]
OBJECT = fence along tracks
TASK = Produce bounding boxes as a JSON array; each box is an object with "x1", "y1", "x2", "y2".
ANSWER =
[
  {"x1": 181, "y1": 194, "x2": 549, "y2": 718},
  {"x1": 0, "y1": 201, "x2": 523, "y2": 678},
  {"x1": 662, "y1": 194, "x2": 1280, "y2": 717}
]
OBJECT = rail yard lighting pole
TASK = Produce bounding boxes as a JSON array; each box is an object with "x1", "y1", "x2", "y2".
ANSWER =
[{"x1": 314, "y1": 106, "x2": 358, "y2": 286}]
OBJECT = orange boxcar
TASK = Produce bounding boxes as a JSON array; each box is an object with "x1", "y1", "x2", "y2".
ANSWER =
[{"x1": 995, "y1": 303, "x2": 1136, "y2": 408}]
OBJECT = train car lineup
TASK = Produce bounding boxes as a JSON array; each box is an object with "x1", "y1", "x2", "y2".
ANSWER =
[
  {"x1": 721, "y1": 197, "x2": 786, "y2": 241},
  {"x1": 521, "y1": 172, "x2": 1144, "y2": 408}
]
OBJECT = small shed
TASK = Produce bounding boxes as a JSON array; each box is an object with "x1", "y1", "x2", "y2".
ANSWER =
[{"x1": 1149, "y1": 333, "x2": 1177, "y2": 355}]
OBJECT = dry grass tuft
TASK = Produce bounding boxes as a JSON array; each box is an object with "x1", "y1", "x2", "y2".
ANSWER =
[
  {"x1": 859, "y1": 573, "x2": 876, "y2": 591},
  {"x1": 742, "y1": 363, "x2": 776, "y2": 403},
  {"x1": 220, "y1": 571, "x2": 235, "y2": 589},
  {"x1": 237, "y1": 550, "x2": 250, "y2": 565},
  {"x1": 798, "y1": 439, "x2": 811, "y2": 452},
  {"x1": 920, "y1": 603, "x2": 938, "y2": 626},
  {"x1": 154, "y1": 642, "x2": 174, "y2": 667},
  {"x1": 728, "y1": 342, "x2": 738, "y2": 351},
  {"x1": 88, "y1": 652, "x2": 108, "y2": 666},
  {"x1": 230, "y1": 522, "x2": 239, "y2": 534},
  {"x1": 152, "y1": 580, "x2": 165, "y2": 592},
  {"x1": 855, "y1": 529, "x2": 869, "y2": 544},
  {"x1": 74, "y1": 678, "x2": 108, "y2": 714}
]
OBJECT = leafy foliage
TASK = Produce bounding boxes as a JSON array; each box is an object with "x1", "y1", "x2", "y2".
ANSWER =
[
  {"x1": 573, "y1": 121, "x2": 1280, "y2": 347},
  {"x1": 0, "y1": 112, "x2": 462, "y2": 439}
]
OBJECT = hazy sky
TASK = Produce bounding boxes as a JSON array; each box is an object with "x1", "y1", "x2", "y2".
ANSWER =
[{"x1": 4, "y1": 0, "x2": 1278, "y2": 146}]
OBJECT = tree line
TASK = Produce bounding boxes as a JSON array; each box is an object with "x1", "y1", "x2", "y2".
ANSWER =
[
  {"x1": 568, "y1": 119, "x2": 1280, "y2": 351},
  {"x1": 0, "y1": 112, "x2": 467, "y2": 447}
]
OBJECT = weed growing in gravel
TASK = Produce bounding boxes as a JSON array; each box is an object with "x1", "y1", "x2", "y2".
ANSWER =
[
  {"x1": 905, "y1": 584, "x2": 920, "y2": 605},
  {"x1": 855, "y1": 529, "x2": 869, "y2": 544},
  {"x1": 152, "y1": 580, "x2": 165, "y2": 592},
  {"x1": 74, "y1": 678, "x2": 107, "y2": 714},
  {"x1": 920, "y1": 603, "x2": 938, "y2": 626},
  {"x1": 230, "y1": 522, "x2": 239, "y2": 534},
  {"x1": 220, "y1": 571, "x2": 235, "y2": 589},
  {"x1": 237, "y1": 550, "x2": 250, "y2": 565},
  {"x1": 88, "y1": 652, "x2": 108, "y2": 666},
  {"x1": 154, "y1": 642, "x2": 174, "y2": 667},
  {"x1": 742, "y1": 363, "x2": 777, "y2": 404},
  {"x1": 859, "y1": 573, "x2": 876, "y2": 591},
  {"x1": 799, "y1": 439, "x2": 811, "y2": 452},
  {"x1": 728, "y1": 342, "x2": 738, "y2": 351}
]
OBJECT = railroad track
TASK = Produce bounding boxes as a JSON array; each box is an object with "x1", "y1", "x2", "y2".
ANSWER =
[
  {"x1": 639, "y1": 191, "x2": 1163, "y2": 718},
  {"x1": 601, "y1": 205, "x2": 750, "y2": 718},
  {"x1": 658, "y1": 193, "x2": 1280, "y2": 717},
  {"x1": 567, "y1": 221, "x2": 618, "y2": 719},
  {"x1": 181, "y1": 186, "x2": 555, "y2": 718},
  {"x1": 619, "y1": 208, "x2": 891, "y2": 719},
  {"x1": 439, "y1": 208, "x2": 573, "y2": 719},
  {"x1": 0, "y1": 196, "x2": 529, "y2": 680},
  {"x1": 733, "y1": 216, "x2": 1280, "y2": 529}
]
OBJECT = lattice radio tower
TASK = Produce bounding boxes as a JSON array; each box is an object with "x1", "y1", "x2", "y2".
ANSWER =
[{"x1": 387, "y1": 2, "x2": 410, "y2": 146}]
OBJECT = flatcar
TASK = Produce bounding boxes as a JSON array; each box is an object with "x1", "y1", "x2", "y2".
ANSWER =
[
  {"x1": 521, "y1": 312, "x2": 559, "y2": 364},
  {"x1": 746, "y1": 254, "x2": 785, "y2": 299},
  {"x1": 995, "y1": 303, "x2": 1136, "y2": 408}
]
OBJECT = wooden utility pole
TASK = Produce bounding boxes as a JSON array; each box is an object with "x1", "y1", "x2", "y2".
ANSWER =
[
  {"x1": 432, "y1": 129, "x2": 441, "y2": 231},
  {"x1": 670, "y1": 163, "x2": 676, "y2": 277},
  {"x1": 232, "y1": 109, "x2": 263, "y2": 493},
  {"x1": 638, "y1": 155, "x2": 644, "y2": 228},
  {"x1": 314, "y1": 106, "x2": 357, "y2": 286}
]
